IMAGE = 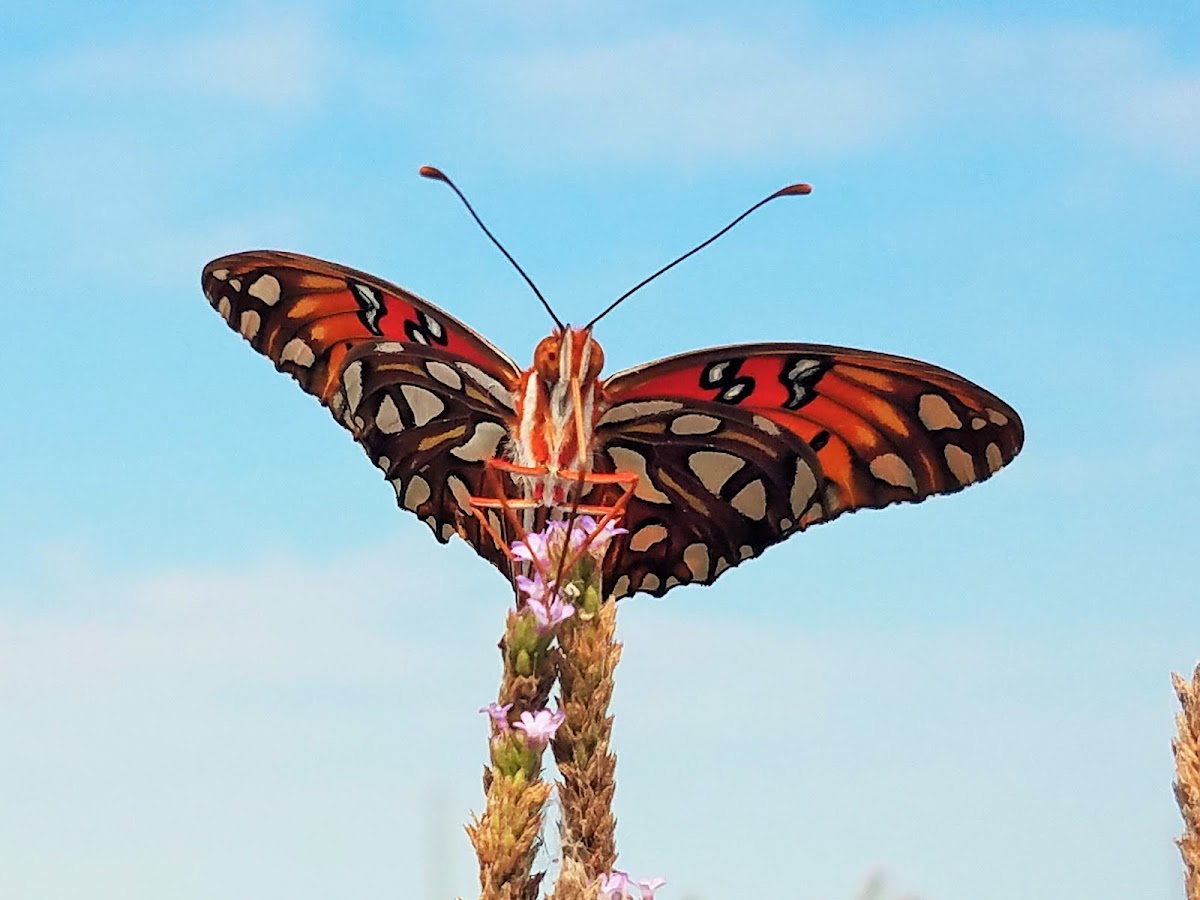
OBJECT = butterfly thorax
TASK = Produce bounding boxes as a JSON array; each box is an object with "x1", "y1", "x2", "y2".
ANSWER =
[{"x1": 511, "y1": 327, "x2": 608, "y2": 504}]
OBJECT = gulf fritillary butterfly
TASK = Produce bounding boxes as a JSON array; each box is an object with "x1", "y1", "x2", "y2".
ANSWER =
[{"x1": 202, "y1": 170, "x2": 1023, "y2": 599}]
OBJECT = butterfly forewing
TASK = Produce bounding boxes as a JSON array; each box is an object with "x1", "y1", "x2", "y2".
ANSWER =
[
  {"x1": 599, "y1": 343, "x2": 1023, "y2": 597},
  {"x1": 201, "y1": 251, "x2": 520, "y2": 406}
]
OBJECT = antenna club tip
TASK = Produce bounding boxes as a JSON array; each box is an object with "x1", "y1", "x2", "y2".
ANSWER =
[
  {"x1": 779, "y1": 183, "x2": 813, "y2": 196},
  {"x1": 419, "y1": 165, "x2": 449, "y2": 182}
]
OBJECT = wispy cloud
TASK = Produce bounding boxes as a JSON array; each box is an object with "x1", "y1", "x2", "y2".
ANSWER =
[
  {"x1": 32, "y1": 19, "x2": 333, "y2": 108},
  {"x1": 487, "y1": 21, "x2": 1200, "y2": 173}
]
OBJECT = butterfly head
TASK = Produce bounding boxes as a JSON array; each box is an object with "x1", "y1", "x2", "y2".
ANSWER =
[{"x1": 534, "y1": 326, "x2": 606, "y2": 388}]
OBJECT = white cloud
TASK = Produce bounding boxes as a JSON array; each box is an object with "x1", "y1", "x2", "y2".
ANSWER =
[
  {"x1": 487, "y1": 21, "x2": 1200, "y2": 172},
  {"x1": 33, "y1": 19, "x2": 332, "y2": 108}
]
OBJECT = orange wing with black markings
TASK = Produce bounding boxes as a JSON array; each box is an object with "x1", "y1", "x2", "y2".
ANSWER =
[
  {"x1": 201, "y1": 250, "x2": 521, "y2": 405},
  {"x1": 596, "y1": 343, "x2": 1023, "y2": 596}
]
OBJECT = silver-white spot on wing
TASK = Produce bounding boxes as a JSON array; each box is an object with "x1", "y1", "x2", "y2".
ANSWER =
[
  {"x1": 238, "y1": 310, "x2": 260, "y2": 340},
  {"x1": 683, "y1": 543, "x2": 711, "y2": 582},
  {"x1": 598, "y1": 400, "x2": 683, "y2": 427},
  {"x1": 400, "y1": 384, "x2": 446, "y2": 427},
  {"x1": 731, "y1": 479, "x2": 767, "y2": 521},
  {"x1": 985, "y1": 442, "x2": 1003, "y2": 473},
  {"x1": 426, "y1": 360, "x2": 463, "y2": 391},
  {"x1": 447, "y1": 475, "x2": 473, "y2": 511},
  {"x1": 789, "y1": 459, "x2": 817, "y2": 519},
  {"x1": 281, "y1": 338, "x2": 315, "y2": 368},
  {"x1": 869, "y1": 453, "x2": 917, "y2": 492},
  {"x1": 752, "y1": 415, "x2": 781, "y2": 436},
  {"x1": 403, "y1": 475, "x2": 431, "y2": 511},
  {"x1": 629, "y1": 524, "x2": 669, "y2": 552},
  {"x1": 918, "y1": 394, "x2": 963, "y2": 431},
  {"x1": 343, "y1": 361, "x2": 364, "y2": 412},
  {"x1": 376, "y1": 394, "x2": 405, "y2": 434},
  {"x1": 687, "y1": 450, "x2": 745, "y2": 496},
  {"x1": 943, "y1": 444, "x2": 976, "y2": 485},
  {"x1": 458, "y1": 363, "x2": 515, "y2": 411},
  {"x1": 247, "y1": 273, "x2": 281, "y2": 306},
  {"x1": 451, "y1": 421, "x2": 507, "y2": 462},
  {"x1": 669, "y1": 413, "x2": 722, "y2": 436},
  {"x1": 607, "y1": 447, "x2": 670, "y2": 504}
]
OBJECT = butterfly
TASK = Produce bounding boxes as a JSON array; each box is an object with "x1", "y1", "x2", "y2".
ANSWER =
[{"x1": 201, "y1": 173, "x2": 1023, "y2": 600}]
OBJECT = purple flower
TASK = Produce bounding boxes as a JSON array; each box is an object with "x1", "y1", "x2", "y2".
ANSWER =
[
  {"x1": 512, "y1": 708, "x2": 566, "y2": 748},
  {"x1": 570, "y1": 515, "x2": 628, "y2": 556},
  {"x1": 511, "y1": 530, "x2": 554, "y2": 569},
  {"x1": 526, "y1": 595, "x2": 575, "y2": 633},
  {"x1": 598, "y1": 871, "x2": 633, "y2": 899},
  {"x1": 515, "y1": 572, "x2": 554, "y2": 605},
  {"x1": 636, "y1": 877, "x2": 667, "y2": 899},
  {"x1": 479, "y1": 702, "x2": 513, "y2": 732}
]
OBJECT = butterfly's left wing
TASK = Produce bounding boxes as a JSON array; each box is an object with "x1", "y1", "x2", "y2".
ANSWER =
[
  {"x1": 328, "y1": 340, "x2": 518, "y2": 577},
  {"x1": 596, "y1": 342, "x2": 1024, "y2": 598}
]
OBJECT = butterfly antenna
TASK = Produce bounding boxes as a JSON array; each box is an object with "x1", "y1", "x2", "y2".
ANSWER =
[
  {"x1": 584, "y1": 182, "x2": 812, "y2": 329},
  {"x1": 420, "y1": 166, "x2": 565, "y2": 330}
]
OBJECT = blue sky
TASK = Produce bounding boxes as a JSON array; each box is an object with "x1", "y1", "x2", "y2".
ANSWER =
[{"x1": 1, "y1": 2, "x2": 1197, "y2": 898}]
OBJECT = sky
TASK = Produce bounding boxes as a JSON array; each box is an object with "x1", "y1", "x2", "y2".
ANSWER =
[{"x1": 1, "y1": 2, "x2": 1198, "y2": 898}]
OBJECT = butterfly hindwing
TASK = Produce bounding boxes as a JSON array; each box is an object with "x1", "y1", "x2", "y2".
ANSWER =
[
  {"x1": 328, "y1": 340, "x2": 517, "y2": 577},
  {"x1": 592, "y1": 399, "x2": 833, "y2": 598},
  {"x1": 599, "y1": 343, "x2": 1023, "y2": 597},
  {"x1": 201, "y1": 251, "x2": 520, "y2": 406}
]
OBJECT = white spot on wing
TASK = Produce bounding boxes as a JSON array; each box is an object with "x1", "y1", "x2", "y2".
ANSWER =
[
  {"x1": 451, "y1": 421, "x2": 507, "y2": 462},
  {"x1": 376, "y1": 394, "x2": 405, "y2": 433},
  {"x1": 281, "y1": 338, "x2": 315, "y2": 368},
  {"x1": 426, "y1": 360, "x2": 463, "y2": 391},
  {"x1": 629, "y1": 524, "x2": 669, "y2": 552},
  {"x1": 403, "y1": 475, "x2": 431, "y2": 511},
  {"x1": 607, "y1": 447, "x2": 670, "y2": 504},
  {"x1": 343, "y1": 361, "x2": 364, "y2": 412},
  {"x1": 918, "y1": 394, "x2": 963, "y2": 430},
  {"x1": 216, "y1": 296, "x2": 232, "y2": 322},
  {"x1": 247, "y1": 273, "x2": 281, "y2": 306},
  {"x1": 869, "y1": 453, "x2": 918, "y2": 492},
  {"x1": 458, "y1": 363, "x2": 515, "y2": 410},
  {"x1": 752, "y1": 415, "x2": 781, "y2": 436},
  {"x1": 670, "y1": 413, "x2": 722, "y2": 436},
  {"x1": 688, "y1": 450, "x2": 745, "y2": 496},
  {"x1": 238, "y1": 310, "x2": 260, "y2": 340},
  {"x1": 789, "y1": 459, "x2": 817, "y2": 518},
  {"x1": 943, "y1": 444, "x2": 976, "y2": 485},
  {"x1": 401, "y1": 384, "x2": 446, "y2": 427},
  {"x1": 731, "y1": 479, "x2": 767, "y2": 520},
  {"x1": 211, "y1": 268, "x2": 229, "y2": 281},
  {"x1": 683, "y1": 543, "x2": 710, "y2": 582},
  {"x1": 986, "y1": 442, "x2": 1003, "y2": 473},
  {"x1": 447, "y1": 475, "x2": 473, "y2": 511},
  {"x1": 598, "y1": 400, "x2": 683, "y2": 427}
]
